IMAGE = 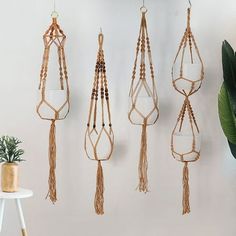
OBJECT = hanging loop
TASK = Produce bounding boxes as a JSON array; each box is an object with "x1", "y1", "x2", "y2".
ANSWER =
[
  {"x1": 140, "y1": 6, "x2": 148, "y2": 14},
  {"x1": 98, "y1": 31, "x2": 104, "y2": 50},
  {"x1": 51, "y1": 11, "x2": 59, "y2": 19}
]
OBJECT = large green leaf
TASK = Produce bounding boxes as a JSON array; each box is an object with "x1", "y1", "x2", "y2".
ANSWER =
[
  {"x1": 222, "y1": 40, "x2": 236, "y2": 87},
  {"x1": 218, "y1": 82, "x2": 236, "y2": 144},
  {"x1": 228, "y1": 140, "x2": 236, "y2": 159},
  {"x1": 222, "y1": 41, "x2": 236, "y2": 114}
]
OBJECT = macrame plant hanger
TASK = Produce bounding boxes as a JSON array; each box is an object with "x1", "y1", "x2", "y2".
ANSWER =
[
  {"x1": 128, "y1": 2, "x2": 159, "y2": 193},
  {"x1": 171, "y1": 0, "x2": 204, "y2": 215},
  {"x1": 84, "y1": 30, "x2": 114, "y2": 215},
  {"x1": 36, "y1": 8, "x2": 70, "y2": 204}
]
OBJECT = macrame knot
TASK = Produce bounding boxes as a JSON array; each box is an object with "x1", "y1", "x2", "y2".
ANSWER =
[
  {"x1": 187, "y1": 8, "x2": 191, "y2": 31},
  {"x1": 46, "y1": 119, "x2": 57, "y2": 204},
  {"x1": 94, "y1": 160, "x2": 104, "y2": 215}
]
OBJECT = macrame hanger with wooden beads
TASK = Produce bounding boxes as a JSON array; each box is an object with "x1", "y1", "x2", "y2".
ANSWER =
[
  {"x1": 172, "y1": 1, "x2": 204, "y2": 97},
  {"x1": 84, "y1": 29, "x2": 114, "y2": 215},
  {"x1": 128, "y1": 2, "x2": 159, "y2": 193},
  {"x1": 36, "y1": 3, "x2": 70, "y2": 204},
  {"x1": 171, "y1": 0, "x2": 204, "y2": 215}
]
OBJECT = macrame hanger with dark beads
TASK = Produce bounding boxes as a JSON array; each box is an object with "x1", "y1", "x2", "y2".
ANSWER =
[{"x1": 85, "y1": 30, "x2": 114, "y2": 215}]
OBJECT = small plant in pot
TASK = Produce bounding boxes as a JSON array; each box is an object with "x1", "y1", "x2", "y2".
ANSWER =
[{"x1": 0, "y1": 136, "x2": 24, "y2": 192}]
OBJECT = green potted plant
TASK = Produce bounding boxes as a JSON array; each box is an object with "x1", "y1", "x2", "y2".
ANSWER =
[
  {"x1": 218, "y1": 40, "x2": 236, "y2": 158},
  {"x1": 0, "y1": 136, "x2": 24, "y2": 192}
]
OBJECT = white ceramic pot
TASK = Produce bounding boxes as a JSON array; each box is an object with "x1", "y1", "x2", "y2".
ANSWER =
[
  {"x1": 128, "y1": 95, "x2": 159, "y2": 125},
  {"x1": 172, "y1": 132, "x2": 201, "y2": 162},
  {"x1": 37, "y1": 89, "x2": 69, "y2": 119},
  {"x1": 85, "y1": 128, "x2": 114, "y2": 161},
  {"x1": 173, "y1": 63, "x2": 202, "y2": 94}
]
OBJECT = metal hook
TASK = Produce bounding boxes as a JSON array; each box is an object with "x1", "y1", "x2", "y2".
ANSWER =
[
  {"x1": 188, "y1": 0, "x2": 192, "y2": 8},
  {"x1": 51, "y1": 0, "x2": 59, "y2": 18},
  {"x1": 100, "y1": 27, "x2": 102, "y2": 34},
  {"x1": 142, "y1": 0, "x2": 145, "y2": 7}
]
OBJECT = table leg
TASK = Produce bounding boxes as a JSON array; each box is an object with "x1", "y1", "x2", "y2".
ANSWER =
[
  {"x1": 0, "y1": 199, "x2": 5, "y2": 232},
  {"x1": 15, "y1": 199, "x2": 28, "y2": 236}
]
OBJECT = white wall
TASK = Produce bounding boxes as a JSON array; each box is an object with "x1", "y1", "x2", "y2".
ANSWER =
[{"x1": 0, "y1": 0, "x2": 236, "y2": 235}]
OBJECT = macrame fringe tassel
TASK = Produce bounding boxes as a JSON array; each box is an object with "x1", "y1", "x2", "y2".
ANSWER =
[
  {"x1": 46, "y1": 120, "x2": 57, "y2": 204},
  {"x1": 182, "y1": 162, "x2": 190, "y2": 215},
  {"x1": 138, "y1": 119, "x2": 148, "y2": 193},
  {"x1": 94, "y1": 160, "x2": 104, "y2": 215}
]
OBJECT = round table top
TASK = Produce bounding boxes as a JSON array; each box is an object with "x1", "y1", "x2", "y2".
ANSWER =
[{"x1": 0, "y1": 188, "x2": 33, "y2": 199}]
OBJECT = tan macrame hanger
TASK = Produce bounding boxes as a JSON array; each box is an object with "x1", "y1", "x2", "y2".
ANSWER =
[
  {"x1": 36, "y1": 7, "x2": 70, "y2": 204},
  {"x1": 84, "y1": 30, "x2": 114, "y2": 215},
  {"x1": 171, "y1": 1, "x2": 204, "y2": 215},
  {"x1": 128, "y1": 3, "x2": 159, "y2": 193}
]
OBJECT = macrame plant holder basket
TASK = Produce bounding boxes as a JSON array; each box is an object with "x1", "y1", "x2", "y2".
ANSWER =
[
  {"x1": 171, "y1": 7, "x2": 204, "y2": 215},
  {"x1": 84, "y1": 32, "x2": 114, "y2": 215},
  {"x1": 128, "y1": 6, "x2": 159, "y2": 193},
  {"x1": 36, "y1": 13, "x2": 70, "y2": 204}
]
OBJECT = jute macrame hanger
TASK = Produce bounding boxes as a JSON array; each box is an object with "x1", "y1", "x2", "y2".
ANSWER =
[
  {"x1": 84, "y1": 30, "x2": 114, "y2": 215},
  {"x1": 36, "y1": 4, "x2": 70, "y2": 204},
  {"x1": 128, "y1": 2, "x2": 159, "y2": 193},
  {"x1": 171, "y1": 0, "x2": 204, "y2": 215}
]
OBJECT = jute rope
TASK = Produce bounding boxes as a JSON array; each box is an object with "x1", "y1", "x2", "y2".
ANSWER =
[
  {"x1": 182, "y1": 162, "x2": 190, "y2": 214},
  {"x1": 46, "y1": 119, "x2": 57, "y2": 203},
  {"x1": 84, "y1": 32, "x2": 114, "y2": 215},
  {"x1": 128, "y1": 8, "x2": 159, "y2": 193},
  {"x1": 171, "y1": 8, "x2": 204, "y2": 215},
  {"x1": 138, "y1": 118, "x2": 148, "y2": 192},
  {"x1": 36, "y1": 16, "x2": 70, "y2": 204},
  {"x1": 94, "y1": 160, "x2": 104, "y2": 215}
]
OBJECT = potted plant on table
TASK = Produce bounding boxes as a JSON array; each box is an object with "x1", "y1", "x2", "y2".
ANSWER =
[{"x1": 0, "y1": 136, "x2": 24, "y2": 192}]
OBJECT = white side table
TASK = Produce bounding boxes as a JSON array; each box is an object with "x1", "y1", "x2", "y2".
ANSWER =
[{"x1": 0, "y1": 188, "x2": 33, "y2": 236}]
